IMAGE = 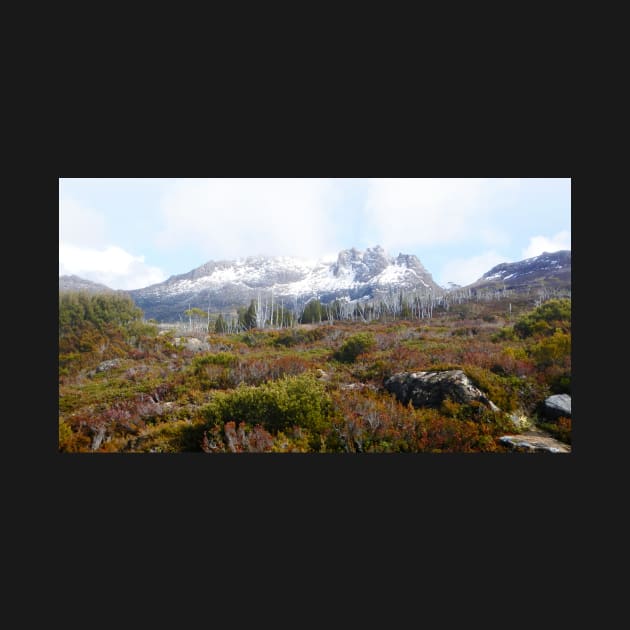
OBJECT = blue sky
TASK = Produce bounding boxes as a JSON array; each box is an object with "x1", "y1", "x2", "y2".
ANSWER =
[{"x1": 59, "y1": 178, "x2": 571, "y2": 290}]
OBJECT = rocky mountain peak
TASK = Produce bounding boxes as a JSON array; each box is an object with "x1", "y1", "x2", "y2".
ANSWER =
[
  {"x1": 127, "y1": 245, "x2": 442, "y2": 321},
  {"x1": 333, "y1": 245, "x2": 390, "y2": 281}
]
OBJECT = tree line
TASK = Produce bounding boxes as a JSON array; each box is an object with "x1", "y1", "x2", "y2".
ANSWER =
[{"x1": 175, "y1": 283, "x2": 569, "y2": 334}]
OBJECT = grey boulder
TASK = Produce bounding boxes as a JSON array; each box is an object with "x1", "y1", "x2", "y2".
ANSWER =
[
  {"x1": 96, "y1": 359, "x2": 121, "y2": 373},
  {"x1": 499, "y1": 433, "x2": 570, "y2": 453},
  {"x1": 543, "y1": 394, "x2": 571, "y2": 419},
  {"x1": 384, "y1": 369, "x2": 500, "y2": 411}
]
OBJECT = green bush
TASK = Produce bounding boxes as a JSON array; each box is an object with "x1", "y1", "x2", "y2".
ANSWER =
[
  {"x1": 273, "y1": 331, "x2": 301, "y2": 347},
  {"x1": 202, "y1": 374, "x2": 333, "y2": 447},
  {"x1": 492, "y1": 327, "x2": 516, "y2": 342},
  {"x1": 58, "y1": 420, "x2": 73, "y2": 451},
  {"x1": 273, "y1": 327, "x2": 327, "y2": 347},
  {"x1": 463, "y1": 365, "x2": 519, "y2": 412},
  {"x1": 300, "y1": 299, "x2": 323, "y2": 324},
  {"x1": 59, "y1": 292, "x2": 143, "y2": 336},
  {"x1": 238, "y1": 331, "x2": 268, "y2": 347},
  {"x1": 440, "y1": 399, "x2": 516, "y2": 431},
  {"x1": 529, "y1": 331, "x2": 571, "y2": 367},
  {"x1": 514, "y1": 298, "x2": 571, "y2": 338},
  {"x1": 334, "y1": 333, "x2": 376, "y2": 363},
  {"x1": 538, "y1": 417, "x2": 571, "y2": 445}
]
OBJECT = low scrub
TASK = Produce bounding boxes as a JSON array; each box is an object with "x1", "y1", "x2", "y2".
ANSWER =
[
  {"x1": 334, "y1": 333, "x2": 376, "y2": 363},
  {"x1": 201, "y1": 374, "x2": 333, "y2": 449}
]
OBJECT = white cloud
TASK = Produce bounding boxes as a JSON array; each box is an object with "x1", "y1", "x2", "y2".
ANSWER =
[
  {"x1": 59, "y1": 197, "x2": 107, "y2": 248},
  {"x1": 59, "y1": 242, "x2": 166, "y2": 290},
  {"x1": 522, "y1": 230, "x2": 571, "y2": 259},
  {"x1": 59, "y1": 195, "x2": 165, "y2": 290},
  {"x1": 156, "y1": 178, "x2": 338, "y2": 260},
  {"x1": 439, "y1": 251, "x2": 509, "y2": 287},
  {"x1": 362, "y1": 178, "x2": 520, "y2": 250}
]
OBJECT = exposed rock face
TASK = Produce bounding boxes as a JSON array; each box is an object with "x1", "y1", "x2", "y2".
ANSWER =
[
  {"x1": 173, "y1": 337, "x2": 209, "y2": 352},
  {"x1": 499, "y1": 433, "x2": 570, "y2": 453},
  {"x1": 384, "y1": 370, "x2": 500, "y2": 411},
  {"x1": 340, "y1": 382, "x2": 377, "y2": 392},
  {"x1": 96, "y1": 359, "x2": 121, "y2": 373},
  {"x1": 543, "y1": 394, "x2": 571, "y2": 419},
  {"x1": 127, "y1": 246, "x2": 442, "y2": 321}
]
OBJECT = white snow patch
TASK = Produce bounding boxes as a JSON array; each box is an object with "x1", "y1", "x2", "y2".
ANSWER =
[{"x1": 139, "y1": 253, "x2": 437, "y2": 299}]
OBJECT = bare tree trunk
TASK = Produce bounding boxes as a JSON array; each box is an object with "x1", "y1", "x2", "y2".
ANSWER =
[{"x1": 91, "y1": 425, "x2": 106, "y2": 451}]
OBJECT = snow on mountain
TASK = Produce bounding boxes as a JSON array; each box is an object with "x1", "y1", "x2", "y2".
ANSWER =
[
  {"x1": 129, "y1": 246, "x2": 442, "y2": 321},
  {"x1": 468, "y1": 250, "x2": 571, "y2": 291},
  {"x1": 59, "y1": 275, "x2": 115, "y2": 294},
  {"x1": 60, "y1": 248, "x2": 572, "y2": 322}
]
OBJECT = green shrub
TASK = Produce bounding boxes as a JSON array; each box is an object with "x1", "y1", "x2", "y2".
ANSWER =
[
  {"x1": 463, "y1": 365, "x2": 519, "y2": 412},
  {"x1": 492, "y1": 327, "x2": 516, "y2": 342},
  {"x1": 238, "y1": 331, "x2": 268, "y2": 347},
  {"x1": 271, "y1": 427, "x2": 312, "y2": 452},
  {"x1": 440, "y1": 398, "x2": 515, "y2": 430},
  {"x1": 273, "y1": 327, "x2": 327, "y2": 347},
  {"x1": 202, "y1": 374, "x2": 333, "y2": 448},
  {"x1": 514, "y1": 298, "x2": 571, "y2": 338},
  {"x1": 58, "y1": 420, "x2": 74, "y2": 451},
  {"x1": 334, "y1": 333, "x2": 376, "y2": 363},
  {"x1": 60, "y1": 292, "x2": 144, "y2": 336},
  {"x1": 273, "y1": 331, "x2": 301, "y2": 347},
  {"x1": 549, "y1": 372, "x2": 571, "y2": 395},
  {"x1": 538, "y1": 417, "x2": 571, "y2": 445},
  {"x1": 300, "y1": 299, "x2": 323, "y2": 324},
  {"x1": 529, "y1": 331, "x2": 571, "y2": 367},
  {"x1": 352, "y1": 359, "x2": 391, "y2": 382}
]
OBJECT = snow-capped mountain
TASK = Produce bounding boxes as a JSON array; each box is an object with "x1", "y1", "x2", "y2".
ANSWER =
[
  {"x1": 467, "y1": 251, "x2": 571, "y2": 292},
  {"x1": 129, "y1": 246, "x2": 442, "y2": 321},
  {"x1": 59, "y1": 248, "x2": 572, "y2": 322}
]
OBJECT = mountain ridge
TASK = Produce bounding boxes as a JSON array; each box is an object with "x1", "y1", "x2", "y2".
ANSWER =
[
  {"x1": 59, "y1": 275, "x2": 116, "y2": 294},
  {"x1": 60, "y1": 247, "x2": 571, "y2": 321},
  {"x1": 129, "y1": 245, "x2": 443, "y2": 321},
  {"x1": 468, "y1": 250, "x2": 571, "y2": 292}
]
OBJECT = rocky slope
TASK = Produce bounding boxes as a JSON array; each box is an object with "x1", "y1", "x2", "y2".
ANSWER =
[{"x1": 467, "y1": 251, "x2": 571, "y2": 294}]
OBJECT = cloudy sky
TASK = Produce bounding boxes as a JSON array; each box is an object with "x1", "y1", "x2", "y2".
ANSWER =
[{"x1": 59, "y1": 178, "x2": 571, "y2": 289}]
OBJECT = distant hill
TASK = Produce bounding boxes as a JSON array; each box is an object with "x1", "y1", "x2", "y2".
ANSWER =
[
  {"x1": 59, "y1": 275, "x2": 115, "y2": 294},
  {"x1": 466, "y1": 251, "x2": 571, "y2": 294}
]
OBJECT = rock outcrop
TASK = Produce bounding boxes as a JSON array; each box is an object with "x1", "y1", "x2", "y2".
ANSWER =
[
  {"x1": 174, "y1": 337, "x2": 209, "y2": 352},
  {"x1": 543, "y1": 394, "x2": 571, "y2": 419},
  {"x1": 499, "y1": 432, "x2": 570, "y2": 453},
  {"x1": 384, "y1": 370, "x2": 500, "y2": 411},
  {"x1": 96, "y1": 359, "x2": 121, "y2": 373}
]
